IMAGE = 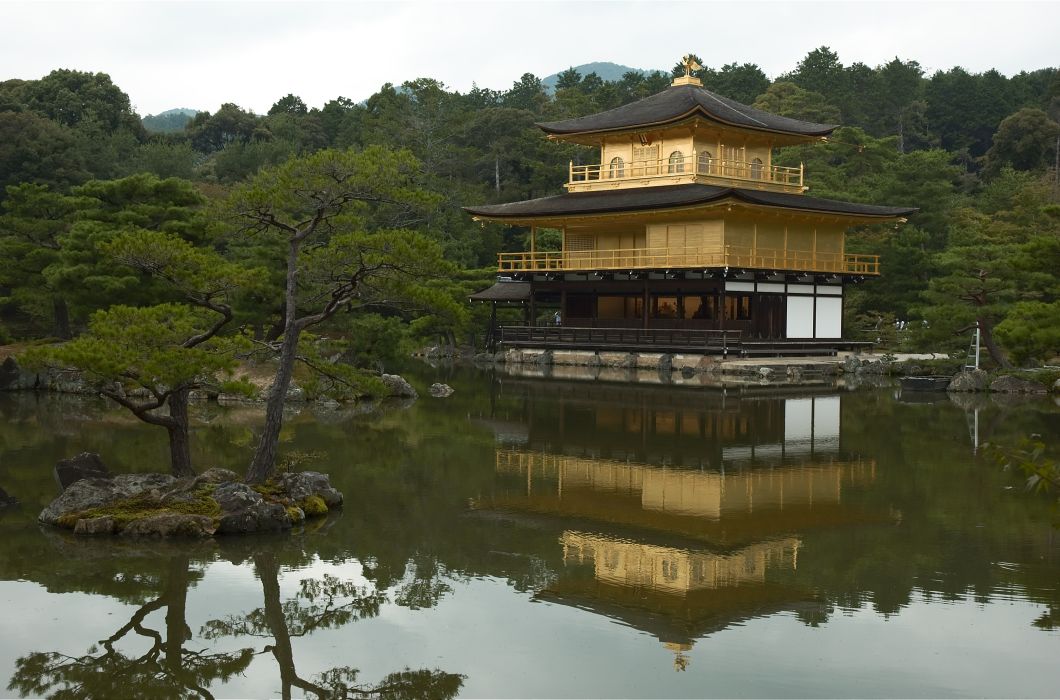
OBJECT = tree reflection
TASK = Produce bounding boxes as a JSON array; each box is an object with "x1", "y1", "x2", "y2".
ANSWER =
[
  {"x1": 8, "y1": 557, "x2": 253, "y2": 699},
  {"x1": 201, "y1": 553, "x2": 462, "y2": 700}
]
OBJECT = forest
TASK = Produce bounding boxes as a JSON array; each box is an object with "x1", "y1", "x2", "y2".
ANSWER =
[{"x1": 1, "y1": 46, "x2": 1058, "y2": 367}]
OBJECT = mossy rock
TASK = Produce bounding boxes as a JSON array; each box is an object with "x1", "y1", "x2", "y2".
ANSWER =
[
  {"x1": 60, "y1": 491, "x2": 222, "y2": 530},
  {"x1": 300, "y1": 495, "x2": 328, "y2": 517}
]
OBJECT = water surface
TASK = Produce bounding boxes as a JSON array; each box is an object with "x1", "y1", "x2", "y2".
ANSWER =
[{"x1": 0, "y1": 368, "x2": 1058, "y2": 698}]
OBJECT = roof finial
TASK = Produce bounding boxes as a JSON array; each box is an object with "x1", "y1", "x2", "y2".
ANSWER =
[
  {"x1": 673, "y1": 54, "x2": 703, "y2": 87},
  {"x1": 682, "y1": 54, "x2": 702, "y2": 77}
]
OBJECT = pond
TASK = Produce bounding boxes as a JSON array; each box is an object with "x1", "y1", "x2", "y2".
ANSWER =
[{"x1": 0, "y1": 366, "x2": 1058, "y2": 698}]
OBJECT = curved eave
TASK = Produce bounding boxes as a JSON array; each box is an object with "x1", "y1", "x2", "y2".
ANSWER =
[
  {"x1": 535, "y1": 85, "x2": 838, "y2": 142},
  {"x1": 465, "y1": 186, "x2": 917, "y2": 227},
  {"x1": 537, "y1": 106, "x2": 836, "y2": 142}
]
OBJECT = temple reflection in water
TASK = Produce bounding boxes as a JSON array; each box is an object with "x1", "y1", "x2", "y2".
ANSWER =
[{"x1": 474, "y1": 382, "x2": 885, "y2": 669}]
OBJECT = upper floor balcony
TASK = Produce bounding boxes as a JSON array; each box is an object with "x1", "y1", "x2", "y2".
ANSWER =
[
  {"x1": 567, "y1": 153, "x2": 805, "y2": 194},
  {"x1": 498, "y1": 246, "x2": 880, "y2": 276}
]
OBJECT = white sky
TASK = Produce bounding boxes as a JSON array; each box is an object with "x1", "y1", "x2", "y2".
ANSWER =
[{"x1": 2, "y1": 0, "x2": 1058, "y2": 116}]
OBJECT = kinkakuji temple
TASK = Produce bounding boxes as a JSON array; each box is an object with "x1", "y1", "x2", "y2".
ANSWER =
[{"x1": 467, "y1": 56, "x2": 917, "y2": 356}]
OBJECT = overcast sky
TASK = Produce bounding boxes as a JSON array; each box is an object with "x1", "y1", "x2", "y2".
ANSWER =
[{"x1": 3, "y1": 0, "x2": 1058, "y2": 116}]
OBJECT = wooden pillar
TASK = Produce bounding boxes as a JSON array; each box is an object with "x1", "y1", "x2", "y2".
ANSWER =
[
  {"x1": 529, "y1": 290, "x2": 537, "y2": 328},
  {"x1": 642, "y1": 279, "x2": 650, "y2": 329},
  {"x1": 488, "y1": 301, "x2": 497, "y2": 352},
  {"x1": 719, "y1": 284, "x2": 727, "y2": 335},
  {"x1": 560, "y1": 288, "x2": 567, "y2": 326}
]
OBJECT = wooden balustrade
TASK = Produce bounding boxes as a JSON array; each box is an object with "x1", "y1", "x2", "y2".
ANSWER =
[
  {"x1": 497, "y1": 245, "x2": 879, "y2": 275},
  {"x1": 568, "y1": 154, "x2": 803, "y2": 191},
  {"x1": 499, "y1": 325, "x2": 742, "y2": 353}
]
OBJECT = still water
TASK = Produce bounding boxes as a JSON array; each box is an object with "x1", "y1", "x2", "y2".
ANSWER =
[{"x1": 0, "y1": 367, "x2": 1058, "y2": 698}]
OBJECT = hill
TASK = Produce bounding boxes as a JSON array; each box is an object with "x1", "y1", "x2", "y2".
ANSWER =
[
  {"x1": 541, "y1": 61, "x2": 658, "y2": 92},
  {"x1": 142, "y1": 108, "x2": 200, "y2": 133}
]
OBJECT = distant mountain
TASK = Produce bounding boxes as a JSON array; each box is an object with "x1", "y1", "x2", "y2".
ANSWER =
[
  {"x1": 541, "y1": 62, "x2": 660, "y2": 92},
  {"x1": 142, "y1": 108, "x2": 200, "y2": 133}
]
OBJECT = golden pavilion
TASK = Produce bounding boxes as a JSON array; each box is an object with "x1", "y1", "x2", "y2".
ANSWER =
[{"x1": 467, "y1": 56, "x2": 916, "y2": 354}]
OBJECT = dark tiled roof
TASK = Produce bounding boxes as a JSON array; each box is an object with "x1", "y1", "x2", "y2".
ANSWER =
[
  {"x1": 469, "y1": 281, "x2": 531, "y2": 302},
  {"x1": 464, "y1": 184, "x2": 918, "y2": 220},
  {"x1": 537, "y1": 84, "x2": 836, "y2": 138}
]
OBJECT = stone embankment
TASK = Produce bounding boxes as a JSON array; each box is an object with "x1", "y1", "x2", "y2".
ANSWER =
[
  {"x1": 39, "y1": 458, "x2": 343, "y2": 538},
  {"x1": 479, "y1": 348, "x2": 1059, "y2": 394}
]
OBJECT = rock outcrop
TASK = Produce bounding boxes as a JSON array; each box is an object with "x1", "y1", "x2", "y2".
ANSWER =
[
  {"x1": 947, "y1": 369, "x2": 990, "y2": 392},
  {"x1": 54, "y1": 452, "x2": 109, "y2": 491},
  {"x1": 39, "y1": 468, "x2": 343, "y2": 538},
  {"x1": 989, "y1": 375, "x2": 1048, "y2": 394},
  {"x1": 0, "y1": 485, "x2": 18, "y2": 508},
  {"x1": 381, "y1": 373, "x2": 418, "y2": 398},
  {"x1": 429, "y1": 383, "x2": 454, "y2": 398}
]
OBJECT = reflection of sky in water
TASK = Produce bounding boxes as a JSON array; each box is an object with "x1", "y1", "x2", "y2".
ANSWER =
[{"x1": 5, "y1": 569, "x2": 1057, "y2": 698}]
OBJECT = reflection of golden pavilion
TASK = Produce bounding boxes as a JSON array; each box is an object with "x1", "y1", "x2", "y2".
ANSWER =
[
  {"x1": 473, "y1": 392, "x2": 884, "y2": 667},
  {"x1": 490, "y1": 449, "x2": 877, "y2": 545},
  {"x1": 562, "y1": 530, "x2": 799, "y2": 595},
  {"x1": 553, "y1": 531, "x2": 802, "y2": 671},
  {"x1": 499, "y1": 450, "x2": 874, "y2": 517}
]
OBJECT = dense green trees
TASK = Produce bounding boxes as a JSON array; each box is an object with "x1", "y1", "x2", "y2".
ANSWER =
[{"x1": 1, "y1": 45, "x2": 1058, "y2": 388}]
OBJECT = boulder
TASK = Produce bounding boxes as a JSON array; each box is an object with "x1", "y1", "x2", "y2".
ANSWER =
[
  {"x1": 429, "y1": 383, "x2": 455, "y2": 398},
  {"x1": 121, "y1": 513, "x2": 216, "y2": 538},
  {"x1": 990, "y1": 375, "x2": 1048, "y2": 394},
  {"x1": 381, "y1": 374, "x2": 418, "y2": 399},
  {"x1": 283, "y1": 384, "x2": 307, "y2": 403},
  {"x1": 598, "y1": 352, "x2": 634, "y2": 369},
  {"x1": 39, "y1": 473, "x2": 177, "y2": 526},
  {"x1": 54, "y1": 452, "x2": 109, "y2": 491},
  {"x1": 947, "y1": 369, "x2": 990, "y2": 392},
  {"x1": 0, "y1": 356, "x2": 39, "y2": 391},
  {"x1": 73, "y1": 516, "x2": 117, "y2": 536},
  {"x1": 526, "y1": 350, "x2": 553, "y2": 365},
  {"x1": 758, "y1": 367, "x2": 775, "y2": 379},
  {"x1": 212, "y1": 482, "x2": 290, "y2": 534},
  {"x1": 0, "y1": 485, "x2": 18, "y2": 508},
  {"x1": 192, "y1": 468, "x2": 240, "y2": 487},
  {"x1": 1054, "y1": 378, "x2": 1060, "y2": 394},
  {"x1": 275, "y1": 471, "x2": 343, "y2": 508},
  {"x1": 49, "y1": 370, "x2": 92, "y2": 395},
  {"x1": 859, "y1": 360, "x2": 887, "y2": 375},
  {"x1": 842, "y1": 355, "x2": 861, "y2": 373}
]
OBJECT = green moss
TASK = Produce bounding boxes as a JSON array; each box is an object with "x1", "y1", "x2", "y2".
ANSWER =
[
  {"x1": 286, "y1": 506, "x2": 306, "y2": 524},
  {"x1": 300, "y1": 495, "x2": 328, "y2": 517},
  {"x1": 57, "y1": 513, "x2": 81, "y2": 529},
  {"x1": 252, "y1": 480, "x2": 285, "y2": 497},
  {"x1": 61, "y1": 491, "x2": 221, "y2": 529}
]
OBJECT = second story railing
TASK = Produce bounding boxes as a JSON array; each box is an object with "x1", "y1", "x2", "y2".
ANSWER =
[
  {"x1": 569, "y1": 153, "x2": 804, "y2": 191},
  {"x1": 498, "y1": 245, "x2": 879, "y2": 275}
]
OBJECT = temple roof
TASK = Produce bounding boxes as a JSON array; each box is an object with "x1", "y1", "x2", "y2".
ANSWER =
[
  {"x1": 536, "y1": 84, "x2": 836, "y2": 139},
  {"x1": 465, "y1": 184, "x2": 918, "y2": 221},
  {"x1": 468, "y1": 280, "x2": 531, "y2": 302}
]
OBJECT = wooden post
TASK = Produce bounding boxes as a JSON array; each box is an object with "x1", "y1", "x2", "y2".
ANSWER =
[
  {"x1": 488, "y1": 301, "x2": 498, "y2": 352},
  {"x1": 643, "y1": 280, "x2": 650, "y2": 329}
]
